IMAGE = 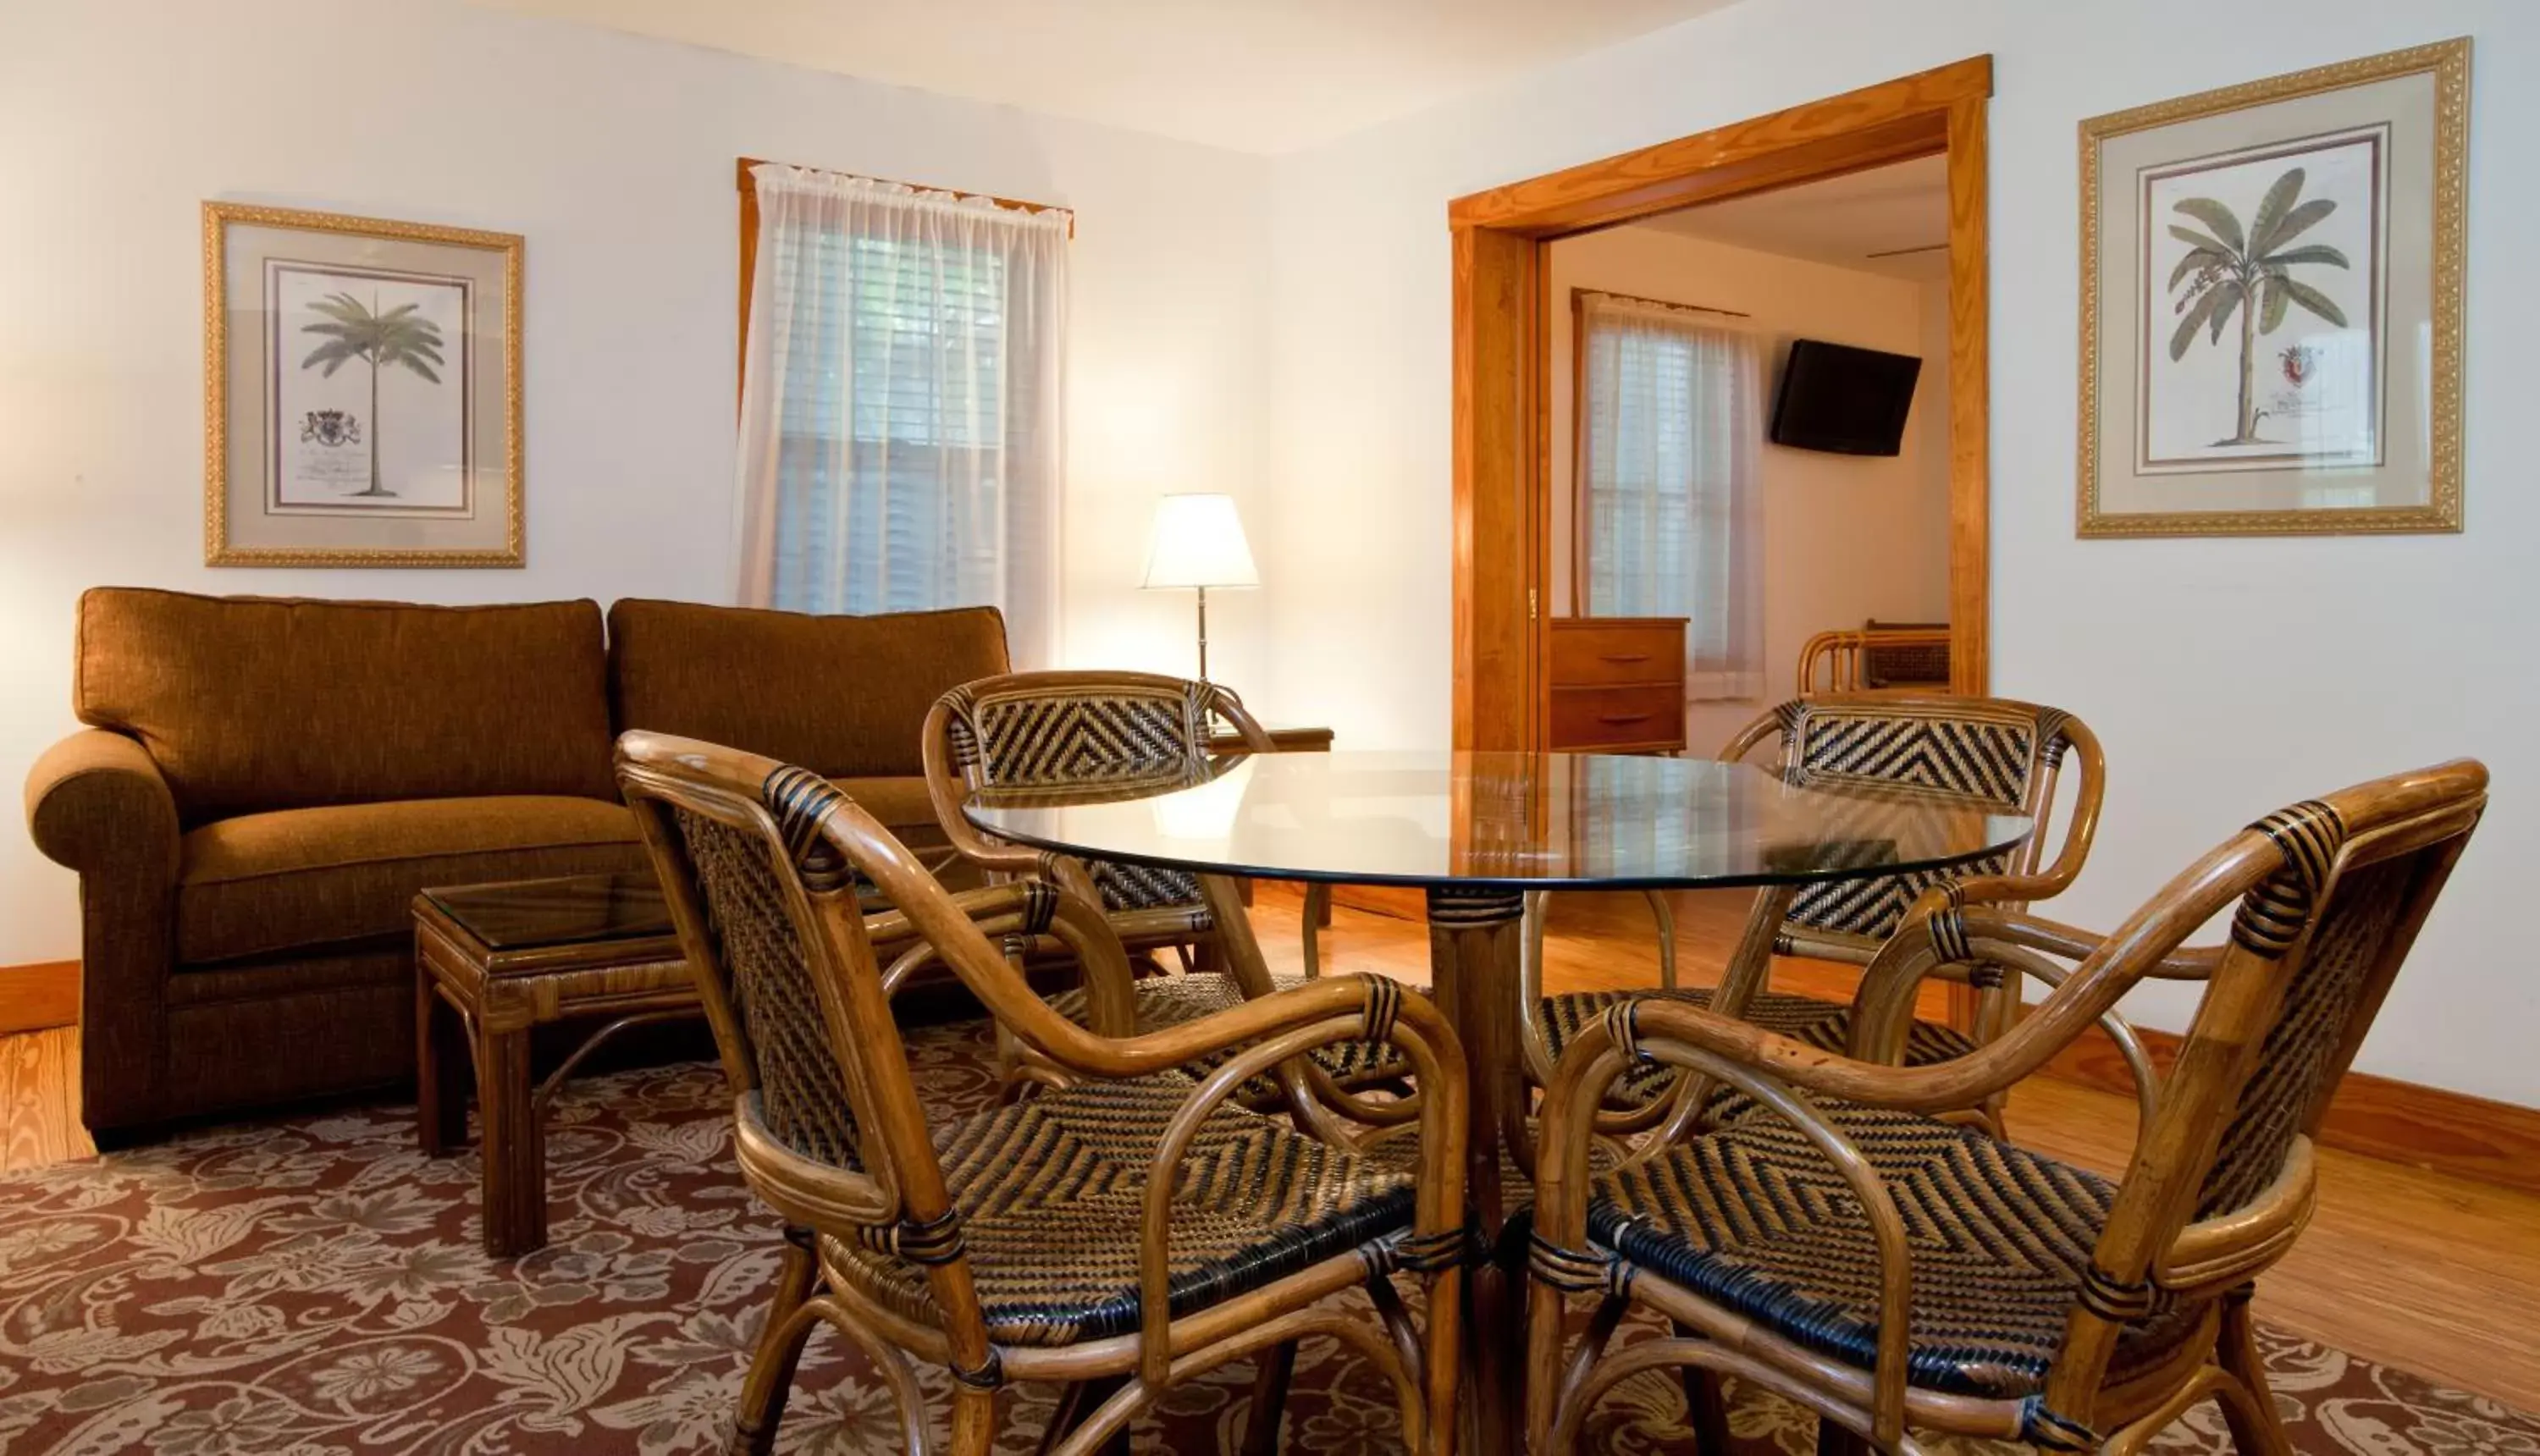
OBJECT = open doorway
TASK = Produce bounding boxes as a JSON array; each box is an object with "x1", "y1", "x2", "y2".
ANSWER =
[
  {"x1": 1446, "y1": 57, "x2": 1991, "y2": 753},
  {"x1": 1548, "y1": 154, "x2": 1955, "y2": 753}
]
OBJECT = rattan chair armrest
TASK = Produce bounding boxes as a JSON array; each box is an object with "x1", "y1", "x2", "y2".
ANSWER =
[
  {"x1": 1531, "y1": 1010, "x2": 1913, "y2": 1445},
  {"x1": 1135, "y1": 985, "x2": 1466, "y2": 1390},
  {"x1": 1610, "y1": 990, "x2": 2081, "y2": 1117},
  {"x1": 863, "y1": 883, "x2": 1039, "y2": 948},
  {"x1": 1928, "y1": 870, "x2": 2071, "y2": 907}
]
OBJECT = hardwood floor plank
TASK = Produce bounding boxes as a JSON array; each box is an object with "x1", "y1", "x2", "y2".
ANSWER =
[{"x1": 0, "y1": 1026, "x2": 90, "y2": 1174}]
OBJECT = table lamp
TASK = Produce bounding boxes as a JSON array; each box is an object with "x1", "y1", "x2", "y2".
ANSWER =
[{"x1": 1140, "y1": 493, "x2": 1257, "y2": 683}]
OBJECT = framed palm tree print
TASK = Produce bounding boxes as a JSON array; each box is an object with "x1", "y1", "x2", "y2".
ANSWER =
[
  {"x1": 2078, "y1": 40, "x2": 2467, "y2": 537},
  {"x1": 204, "y1": 202, "x2": 523, "y2": 565}
]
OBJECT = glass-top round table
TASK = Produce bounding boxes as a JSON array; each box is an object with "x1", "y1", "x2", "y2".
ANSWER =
[{"x1": 964, "y1": 748, "x2": 2030, "y2": 1455}]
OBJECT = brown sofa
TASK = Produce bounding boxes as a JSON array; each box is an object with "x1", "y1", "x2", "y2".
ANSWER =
[{"x1": 25, "y1": 587, "x2": 1009, "y2": 1139}]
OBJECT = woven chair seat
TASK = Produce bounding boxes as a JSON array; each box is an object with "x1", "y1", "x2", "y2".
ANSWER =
[
  {"x1": 1587, "y1": 1097, "x2": 2205, "y2": 1398},
  {"x1": 825, "y1": 1076, "x2": 1418, "y2": 1347},
  {"x1": 1046, "y1": 972, "x2": 1414, "y2": 1105},
  {"x1": 1540, "y1": 988, "x2": 1978, "y2": 1108}
]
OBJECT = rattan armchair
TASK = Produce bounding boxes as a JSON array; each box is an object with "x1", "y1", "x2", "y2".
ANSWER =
[
  {"x1": 922, "y1": 670, "x2": 1400, "y2": 1107},
  {"x1": 1526, "y1": 758, "x2": 2484, "y2": 1455},
  {"x1": 1529, "y1": 694, "x2": 2105, "y2": 1128},
  {"x1": 618, "y1": 731, "x2": 1471, "y2": 1456}
]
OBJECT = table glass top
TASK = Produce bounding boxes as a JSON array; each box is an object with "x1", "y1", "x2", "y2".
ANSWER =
[
  {"x1": 422, "y1": 872, "x2": 674, "y2": 951},
  {"x1": 963, "y1": 749, "x2": 2031, "y2": 891}
]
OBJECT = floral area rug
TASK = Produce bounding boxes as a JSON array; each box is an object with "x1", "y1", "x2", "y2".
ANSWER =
[{"x1": 2, "y1": 1019, "x2": 2533, "y2": 1454}]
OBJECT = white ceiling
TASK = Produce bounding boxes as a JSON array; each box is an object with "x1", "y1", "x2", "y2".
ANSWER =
[
  {"x1": 1635, "y1": 153, "x2": 1951, "y2": 280},
  {"x1": 467, "y1": 0, "x2": 1742, "y2": 154}
]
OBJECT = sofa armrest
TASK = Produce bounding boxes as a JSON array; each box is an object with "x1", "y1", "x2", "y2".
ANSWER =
[
  {"x1": 26, "y1": 729, "x2": 179, "y2": 878},
  {"x1": 25, "y1": 729, "x2": 180, "y2": 1131}
]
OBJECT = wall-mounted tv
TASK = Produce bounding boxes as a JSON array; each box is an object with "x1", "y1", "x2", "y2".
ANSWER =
[{"x1": 1768, "y1": 339, "x2": 1923, "y2": 456}]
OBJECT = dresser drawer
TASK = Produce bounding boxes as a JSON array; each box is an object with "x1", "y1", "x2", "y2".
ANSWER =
[
  {"x1": 1549, "y1": 619, "x2": 1686, "y2": 687},
  {"x1": 1549, "y1": 684, "x2": 1685, "y2": 751}
]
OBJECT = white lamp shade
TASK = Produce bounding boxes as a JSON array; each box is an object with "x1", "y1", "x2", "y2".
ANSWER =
[{"x1": 1140, "y1": 494, "x2": 1260, "y2": 589}]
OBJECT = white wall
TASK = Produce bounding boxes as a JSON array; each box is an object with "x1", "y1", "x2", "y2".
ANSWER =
[
  {"x1": 0, "y1": 0, "x2": 1273, "y2": 968},
  {"x1": 1544, "y1": 225, "x2": 1952, "y2": 749},
  {"x1": 1262, "y1": 0, "x2": 2538, "y2": 1104}
]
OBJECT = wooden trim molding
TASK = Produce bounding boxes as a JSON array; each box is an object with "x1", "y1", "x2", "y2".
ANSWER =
[
  {"x1": 1943, "y1": 95, "x2": 1991, "y2": 696},
  {"x1": 1447, "y1": 57, "x2": 1990, "y2": 235},
  {"x1": 1449, "y1": 58, "x2": 1995, "y2": 753},
  {"x1": 0, "y1": 961, "x2": 78, "y2": 1036},
  {"x1": 1450, "y1": 224, "x2": 1541, "y2": 751},
  {"x1": 2046, "y1": 1019, "x2": 2540, "y2": 1201}
]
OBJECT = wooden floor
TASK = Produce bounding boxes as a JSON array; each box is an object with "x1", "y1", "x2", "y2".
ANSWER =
[{"x1": 4, "y1": 886, "x2": 2536, "y2": 1412}]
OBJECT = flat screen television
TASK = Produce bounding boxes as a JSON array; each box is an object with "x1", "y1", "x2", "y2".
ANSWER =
[{"x1": 1768, "y1": 339, "x2": 1923, "y2": 455}]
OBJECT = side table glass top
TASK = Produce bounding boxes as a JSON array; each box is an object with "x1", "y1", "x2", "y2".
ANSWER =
[
  {"x1": 420, "y1": 872, "x2": 673, "y2": 951},
  {"x1": 964, "y1": 749, "x2": 2031, "y2": 891}
]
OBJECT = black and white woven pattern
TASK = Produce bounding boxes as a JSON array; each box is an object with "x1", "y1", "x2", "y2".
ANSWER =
[
  {"x1": 1586, "y1": 1097, "x2": 2204, "y2": 1399},
  {"x1": 1781, "y1": 701, "x2": 2037, "y2": 808},
  {"x1": 2199, "y1": 847, "x2": 2414, "y2": 1218},
  {"x1": 945, "y1": 681, "x2": 1218, "y2": 913},
  {"x1": 671, "y1": 808, "x2": 863, "y2": 1168},
  {"x1": 1774, "y1": 699, "x2": 2062, "y2": 940},
  {"x1": 825, "y1": 1075, "x2": 1418, "y2": 1346}
]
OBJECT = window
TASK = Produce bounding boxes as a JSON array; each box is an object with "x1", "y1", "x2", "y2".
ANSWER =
[
  {"x1": 1576, "y1": 290, "x2": 1764, "y2": 700},
  {"x1": 734, "y1": 163, "x2": 1068, "y2": 665}
]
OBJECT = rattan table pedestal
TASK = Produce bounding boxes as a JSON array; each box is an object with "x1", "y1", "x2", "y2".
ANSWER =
[{"x1": 413, "y1": 873, "x2": 694, "y2": 1257}]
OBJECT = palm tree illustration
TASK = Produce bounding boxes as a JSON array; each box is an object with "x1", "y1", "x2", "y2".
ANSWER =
[
  {"x1": 300, "y1": 290, "x2": 445, "y2": 496},
  {"x1": 2167, "y1": 166, "x2": 2352, "y2": 446}
]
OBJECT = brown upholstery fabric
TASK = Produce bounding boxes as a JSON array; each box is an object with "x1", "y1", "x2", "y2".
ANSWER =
[
  {"x1": 75, "y1": 588, "x2": 616, "y2": 824},
  {"x1": 24, "y1": 729, "x2": 183, "y2": 1130},
  {"x1": 833, "y1": 775, "x2": 948, "y2": 842},
  {"x1": 42, "y1": 590, "x2": 1004, "y2": 1137},
  {"x1": 177, "y1": 796, "x2": 643, "y2": 964},
  {"x1": 607, "y1": 599, "x2": 1009, "y2": 780},
  {"x1": 163, "y1": 946, "x2": 415, "y2": 1111}
]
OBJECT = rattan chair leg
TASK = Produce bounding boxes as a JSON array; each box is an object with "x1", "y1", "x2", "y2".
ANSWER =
[
  {"x1": 2217, "y1": 1288, "x2": 2294, "y2": 1456},
  {"x1": 1301, "y1": 883, "x2": 1330, "y2": 977},
  {"x1": 1079, "y1": 1376, "x2": 1133, "y2": 1456},
  {"x1": 1817, "y1": 1417, "x2": 1878, "y2": 1456},
  {"x1": 1671, "y1": 1320, "x2": 1733, "y2": 1453},
  {"x1": 727, "y1": 1227, "x2": 820, "y2": 1456},
  {"x1": 1643, "y1": 889, "x2": 1680, "y2": 991},
  {"x1": 1032, "y1": 1383, "x2": 1091, "y2": 1456},
  {"x1": 949, "y1": 1384, "x2": 999, "y2": 1456},
  {"x1": 1240, "y1": 1342, "x2": 1297, "y2": 1456}
]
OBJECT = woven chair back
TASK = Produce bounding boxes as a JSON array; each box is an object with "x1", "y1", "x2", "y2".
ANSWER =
[
  {"x1": 933, "y1": 671, "x2": 1262, "y2": 912},
  {"x1": 1745, "y1": 695, "x2": 2086, "y2": 940}
]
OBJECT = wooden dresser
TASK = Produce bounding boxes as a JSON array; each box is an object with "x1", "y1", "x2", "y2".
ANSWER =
[{"x1": 1547, "y1": 617, "x2": 1688, "y2": 753}]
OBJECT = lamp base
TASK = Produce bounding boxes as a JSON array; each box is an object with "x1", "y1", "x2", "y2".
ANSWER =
[{"x1": 1194, "y1": 585, "x2": 1210, "y2": 684}]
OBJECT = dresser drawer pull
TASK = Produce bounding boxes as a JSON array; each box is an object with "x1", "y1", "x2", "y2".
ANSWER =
[
  {"x1": 1599, "y1": 712, "x2": 1656, "y2": 725},
  {"x1": 1597, "y1": 653, "x2": 1652, "y2": 664}
]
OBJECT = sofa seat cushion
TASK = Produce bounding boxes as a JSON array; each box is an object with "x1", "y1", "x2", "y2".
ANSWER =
[{"x1": 177, "y1": 796, "x2": 646, "y2": 965}]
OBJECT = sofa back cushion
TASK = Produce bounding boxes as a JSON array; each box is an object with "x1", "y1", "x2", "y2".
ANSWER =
[
  {"x1": 607, "y1": 599, "x2": 1009, "y2": 779},
  {"x1": 76, "y1": 588, "x2": 616, "y2": 824}
]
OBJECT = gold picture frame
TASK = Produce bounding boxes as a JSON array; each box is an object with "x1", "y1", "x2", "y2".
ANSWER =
[
  {"x1": 2078, "y1": 39, "x2": 2467, "y2": 538},
  {"x1": 204, "y1": 201, "x2": 524, "y2": 565}
]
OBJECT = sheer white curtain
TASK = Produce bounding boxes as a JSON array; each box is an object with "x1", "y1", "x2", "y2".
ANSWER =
[
  {"x1": 1577, "y1": 290, "x2": 1764, "y2": 702},
  {"x1": 734, "y1": 163, "x2": 1067, "y2": 666}
]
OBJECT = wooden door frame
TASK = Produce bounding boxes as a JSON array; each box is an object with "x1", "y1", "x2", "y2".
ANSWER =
[{"x1": 1449, "y1": 56, "x2": 1996, "y2": 750}]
